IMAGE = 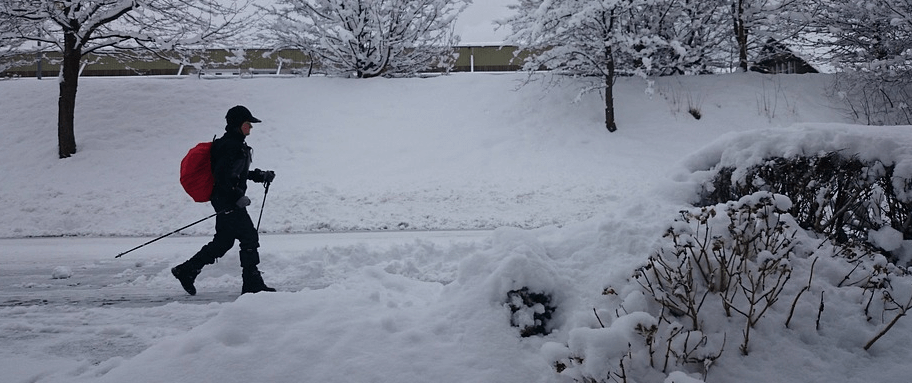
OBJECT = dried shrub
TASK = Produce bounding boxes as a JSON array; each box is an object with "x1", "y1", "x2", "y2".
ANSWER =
[
  {"x1": 554, "y1": 154, "x2": 912, "y2": 382},
  {"x1": 555, "y1": 192, "x2": 912, "y2": 383},
  {"x1": 830, "y1": 72, "x2": 912, "y2": 126},
  {"x1": 698, "y1": 152, "x2": 912, "y2": 265},
  {"x1": 507, "y1": 287, "x2": 556, "y2": 337},
  {"x1": 636, "y1": 193, "x2": 799, "y2": 356}
]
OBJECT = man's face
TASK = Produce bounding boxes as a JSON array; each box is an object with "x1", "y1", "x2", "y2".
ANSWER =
[{"x1": 241, "y1": 121, "x2": 253, "y2": 136}]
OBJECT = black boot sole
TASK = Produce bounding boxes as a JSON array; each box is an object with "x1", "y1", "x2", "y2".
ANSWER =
[{"x1": 241, "y1": 286, "x2": 277, "y2": 294}]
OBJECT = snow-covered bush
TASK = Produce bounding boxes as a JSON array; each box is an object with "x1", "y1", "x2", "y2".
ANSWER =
[
  {"x1": 506, "y1": 287, "x2": 556, "y2": 337},
  {"x1": 549, "y1": 192, "x2": 912, "y2": 382},
  {"x1": 699, "y1": 152, "x2": 912, "y2": 266},
  {"x1": 638, "y1": 193, "x2": 799, "y2": 356}
]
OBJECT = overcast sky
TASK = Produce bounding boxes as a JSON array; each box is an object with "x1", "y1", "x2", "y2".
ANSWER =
[
  {"x1": 243, "y1": 0, "x2": 515, "y2": 46},
  {"x1": 454, "y1": 0, "x2": 515, "y2": 44}
]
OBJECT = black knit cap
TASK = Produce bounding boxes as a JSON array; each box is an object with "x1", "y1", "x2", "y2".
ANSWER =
[{"x1": 225, "y1": 105, "x2": 262, "y2": 125}]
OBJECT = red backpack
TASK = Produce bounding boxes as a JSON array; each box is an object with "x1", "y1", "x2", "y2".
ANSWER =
[{"x1": 180, "y1": 142, "x2": 214, "y2": 202}]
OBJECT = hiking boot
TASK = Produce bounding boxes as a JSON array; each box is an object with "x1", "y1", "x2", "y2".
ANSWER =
[
  {"x1": 242, "y1": 267, "x2": 276, "y2": 294},
  {"x1": 171, "y1": 263, "x2": 202, "y2": 296}
]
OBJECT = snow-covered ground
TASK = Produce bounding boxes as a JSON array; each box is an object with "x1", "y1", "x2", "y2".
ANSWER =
[{"x1": 1, "y1": 72, "x2": 911, "y2": 383}]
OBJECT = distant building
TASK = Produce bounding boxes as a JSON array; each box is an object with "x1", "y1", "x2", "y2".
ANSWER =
[
  {"x1": 2, "y1": 42, "x2": 821, "y2": 78},
  {"x1": 1, "y1": 46, "x2": 524, "y2": 78},
  {"x1": 750, "y1": 39, "x2": 819, "y2": 74}
]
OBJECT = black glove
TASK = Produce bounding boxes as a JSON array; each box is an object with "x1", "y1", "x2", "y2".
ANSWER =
[
  {"x1": 249, "y1": 168, "x2": 266, "y2": 183},
  {"x1": 236, "y1": 196, "x2": 251, "y2": 208},
  {"x1": 249, "y1": 168, "x2": 276, "y2": 184}
]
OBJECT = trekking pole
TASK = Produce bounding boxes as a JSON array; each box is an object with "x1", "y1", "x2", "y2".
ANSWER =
[
  {"x1": 256, "y1": 181, "x2": 271, "y2": 232},
  {"x1": 115, "y1": 210, "x2": 226, "y2": 258}
]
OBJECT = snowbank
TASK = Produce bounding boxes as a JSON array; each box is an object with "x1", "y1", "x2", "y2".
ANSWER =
[{"x1": 4, "y1": 72, "x2": 912, "y2": 383}]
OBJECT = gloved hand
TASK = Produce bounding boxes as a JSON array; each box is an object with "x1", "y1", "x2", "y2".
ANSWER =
[
  {"x1": 249, "y1": 169, "x2": 276, "y2": 184},
  {"x1": 236, "y1": 196, "x2": 251, "y2": 208},
  {"x1": 249, "y1": 168, "x2": 266, "y2": 183}
]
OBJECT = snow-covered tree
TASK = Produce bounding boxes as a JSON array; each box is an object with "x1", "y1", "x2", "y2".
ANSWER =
[
  {"x1": 726, "y1": 0, "x2": 819, "y2": 72},
  {"x1": 635, "y1": 0, "x2": 732, "y2": 75},
  {"x1": 503, "y1": 0, "x2": 679, "y2": 132},
  {"x1": 0, "y1": 0, "x2": 253, "y2": 158},
  {"x1": 0, "y1": 6, "x2": 33, "y2": 72},
  {"x1": 263, "y1": 0, "x2": 469, "y2": 78},
  {"x1": 813, "y1": 0, "x2": 911, "y2": 124}
]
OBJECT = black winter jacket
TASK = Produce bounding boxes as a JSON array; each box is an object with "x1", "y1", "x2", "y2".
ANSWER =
[{"x1": 210, "y1": 127, "x2": 253, "y2": 211}]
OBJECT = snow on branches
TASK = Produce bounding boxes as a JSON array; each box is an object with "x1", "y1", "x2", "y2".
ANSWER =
[
  {"x1": 263, "y1": 0, "x2": 469, "y2": 78},
  {"x1": 0, "y1": 0, "x2": 256, "y2": 158}
]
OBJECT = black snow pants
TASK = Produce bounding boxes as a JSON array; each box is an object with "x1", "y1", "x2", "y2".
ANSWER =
[{"x1": 190, "y1": 206, "x2": 260, "y2": 268}]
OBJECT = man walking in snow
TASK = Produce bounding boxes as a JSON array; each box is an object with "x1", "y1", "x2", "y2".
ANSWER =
[{"x1": 172, "y1": 105, "x2": 277, "y2": 295}]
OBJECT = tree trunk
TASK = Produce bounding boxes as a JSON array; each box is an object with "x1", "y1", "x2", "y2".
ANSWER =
[
  {"x1": 58, "y1": 32, "x2": 80, "y2": 158},
  {"x1": 732, "y1": 0, "x2": 749, "y2": 72},
  {"x1": 604, "y1": 47, "x2": 618, "y2": 133}
]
